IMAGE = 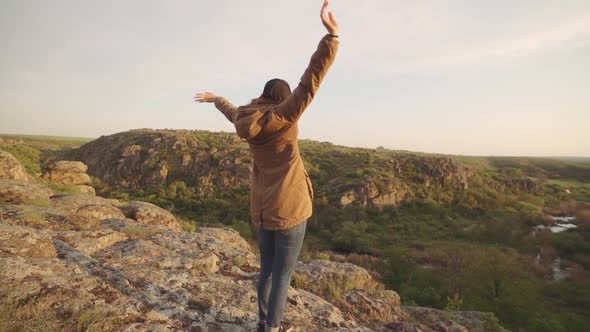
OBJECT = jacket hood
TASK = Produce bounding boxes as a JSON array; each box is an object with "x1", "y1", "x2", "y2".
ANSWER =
[{"x1": 233, "y1": 104, "x2": 273, "y2": 140}]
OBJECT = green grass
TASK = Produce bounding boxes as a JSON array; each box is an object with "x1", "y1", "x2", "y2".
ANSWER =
[
  {"x1": 0, "y1": 292, "x2": 59, "y2": 332},
  {"x1": 121, "y1": 224, "x2": 160, "y2": 239},
  {"x1": 76, "y1": 307, "x2": 122, "y2": 332},
  {"x1": 1, "y1": 144, "x2": 43, "y2": 175},
  {"x1": 23, "y1": 198, "x2": 52, "y2": 208},
  {"x1": 545, "y1": 179, "x2": 590, "y2": 202},
  {"x1": 0, "y1": 134, "x2": 92, "y2": 176},
  {"x1": 46, "y1": 182, "x2": 94, "y2": 195},
  {"x1": 487, "y1": 156, "x2": 590, "y2": 182}
]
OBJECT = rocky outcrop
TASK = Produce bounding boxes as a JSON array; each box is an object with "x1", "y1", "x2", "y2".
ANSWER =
[
  {"x1": 47, "y1": 160, "x2": 89, "y2": 174},
  {"x1": 382, "y1": 156, "x2": 471, "y2": 190},
  {"x1": 295, "y1": 260, "x2": 380, "y2": 291},
  {"x1": 67, "y1": 130, "x2": 483, "y2": 211},
  {"x1": 68, "y1": 204, "x2": 126, "y2": 230},
  {"x1": 0, "y1": 149, "x2": 29, "y2": 180},
  {"x1": 0, "y1": 208, "x2": 361, "y2": 331},
  {"x1": 402, "y1": 307, "x2": 496, "y2": 332},
  {"x1": 293, "y1": 260, "x2": 405, "y2": 329},
  {"x1": 50, "y1": 194, "x2": 121, "y2": 214},
  {"x1": 0, "y1": 151, "x2": 52, "y2": 204},
  {"x1": 482, "y1": 176, "x2": 542, "y2": 195},
  {"x1": 332, "y1": 177, "x2": 413, "y2": 208},
  {"x1": 500, "y1": 178, "x2": 541, "y2": 194},
  {"x1": 410, "y1": 157, "x2": 472, "y2": 190},
  {"x1": 0, "y1": 178, "x2": 494, "y2": 331},
  {"x1": 125, "y1": 201, "x2": 180, "y2": 231},
  {"x1": 0, "y1": 179, "x2": 54, "y2": 204},
  {"x1": 71, "y1": 129, "x2": 251, "y2": 192},
  {"x1": 74, "y1": 184, "x2": 97, "y2": 195},
  {"x1": 42, "y1": 160, "x2": 96, "y2": 195}
]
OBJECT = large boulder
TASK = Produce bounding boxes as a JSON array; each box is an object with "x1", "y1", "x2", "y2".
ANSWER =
[
  {"x1": 295, "y1": 260, "x2": 380, "y2": 292},
  {"x1": 50, "y1": 194, "x2": 121, "y2": 214},
  {"x1": 69, "y1": 204, "x2": 126, "y2": 230},
  {"x1": 294, "y1": 260, "x2": 403, "y2": 326},
  {"x1": 50, "y1": 160, "x2": 88, "y2": 173},
  {"x1": 0, "y1": 149, "x2": 29, "y2": 180},
  {"x1": 0, "y1": 179, "x2": 53, "y2": 204},
  {"x1": 126, "y1": 201, "x2": 180, "y2": 231},
  {"x1": 43, "y1": 160, "x2": 91, "y2": 186},
  {"x1": 345, "y1": 289, "x2": 404, "y2": 324},
  {"x1": 402, "y1": 307, "x2": 470, "y2": 332},
  {"x1": 74, "y1": 185, "x2": 96, "y2": 195}
]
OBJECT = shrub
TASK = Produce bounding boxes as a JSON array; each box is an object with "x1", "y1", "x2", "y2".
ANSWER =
[
  {"x1": 444, "y1": 293, "x2": 463, "y2": 311},
  {"x1": 77, "y1": 308, "x2": 104, "y2": 332},
  {"x1": 178, "y1": 218, "x2": 198, "y2": 232}
]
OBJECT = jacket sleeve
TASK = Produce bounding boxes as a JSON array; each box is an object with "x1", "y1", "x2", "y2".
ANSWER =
[
  {"x1": 274, "y1": 34, "x2": 339, "y2": 122},
  {"x1": 214, "y1": 97, "x2": 238, "y2": 123}
]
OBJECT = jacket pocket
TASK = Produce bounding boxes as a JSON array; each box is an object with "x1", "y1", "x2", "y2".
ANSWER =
[{"x1": 304, "y1": 172, "x2": 314, "y2": 200}]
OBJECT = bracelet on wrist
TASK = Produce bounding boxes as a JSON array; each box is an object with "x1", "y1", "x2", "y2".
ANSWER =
[{"x1": 328, "y1": 33, "x2": 339, "y2": 38}]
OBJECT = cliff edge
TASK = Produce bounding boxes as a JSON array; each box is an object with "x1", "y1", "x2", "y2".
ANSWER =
[{"x1": 0, "y1": 148, "x2": 501, "y2": 331}]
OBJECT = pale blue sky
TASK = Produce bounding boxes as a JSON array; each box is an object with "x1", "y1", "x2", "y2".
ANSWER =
[{"x1": 1, "y1": 0, "x2": 589, "y2": 156}]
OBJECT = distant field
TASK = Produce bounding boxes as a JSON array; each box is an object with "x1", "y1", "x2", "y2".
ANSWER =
[
  {"x1": 0, "y1": 133, "x2": 94, "y2": 143},
  {"x1": 547, "y1": 156, "x2": 590, "y2": 164},
  {"x1": 0, "y1": 134, "x2": 94, "y2": 175}
]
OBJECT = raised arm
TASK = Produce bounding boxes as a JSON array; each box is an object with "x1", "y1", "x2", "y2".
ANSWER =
[
  {"x1": 194, "y1": 92, "x2": 238, "y2": 123},
  {"x1": 274, "y1": 0, "x2": 339, "y2": 122}
]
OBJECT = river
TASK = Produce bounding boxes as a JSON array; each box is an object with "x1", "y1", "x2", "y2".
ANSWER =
[{"x1": 534, "y1": 216, "x2": 578, "y2": 233}]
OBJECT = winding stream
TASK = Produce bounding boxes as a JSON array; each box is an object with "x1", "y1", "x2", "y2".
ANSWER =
[
  {"x1": 534, "y1": 216, "x2": 578, "y2": 233},
  {"x1": 533, "y1": 216, "x2": 578, "y2": 281}
]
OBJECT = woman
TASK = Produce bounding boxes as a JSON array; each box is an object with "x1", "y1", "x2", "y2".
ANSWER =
[{"x1": 194, "y1": 1, "x2": 339, "y2": 331}]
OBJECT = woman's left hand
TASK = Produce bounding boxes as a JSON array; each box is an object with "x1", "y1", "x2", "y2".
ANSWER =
[
  {"x1": 194, "y1": 91, "x2": 217, "y2": 103},
  {"x1": 321, "y1": 0, "x2": 339, "y2": 36}
]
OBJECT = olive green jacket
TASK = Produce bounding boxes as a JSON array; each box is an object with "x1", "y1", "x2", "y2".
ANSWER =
[{"x1": 213, "y1": 34, "x2": 339, "y2": 230}]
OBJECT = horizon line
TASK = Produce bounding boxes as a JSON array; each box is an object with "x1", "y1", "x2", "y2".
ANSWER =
[{"x1": 1, "y1": 131, "x2": 589, "y2": 160}]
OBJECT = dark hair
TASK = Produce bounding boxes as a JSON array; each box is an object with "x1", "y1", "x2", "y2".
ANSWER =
[{"x1": 251, "y1": 79, "x2": 291, "y2": 105}]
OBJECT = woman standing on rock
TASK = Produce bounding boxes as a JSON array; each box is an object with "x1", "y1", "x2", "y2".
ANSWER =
[{"x1": 194, "y1": 1, "x2": 339, "y2": 331}]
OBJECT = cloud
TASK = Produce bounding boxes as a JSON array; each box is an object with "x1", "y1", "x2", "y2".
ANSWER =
[
  {"x1": 334, "y1": 1, "x2": 590, "y2": 74},
  {"x1": 382, "y1": 14, "x2": 590, "y2": 73}
]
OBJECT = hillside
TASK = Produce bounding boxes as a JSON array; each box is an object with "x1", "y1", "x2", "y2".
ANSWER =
[
  {"x1": 0, "y1": 147, "x2": 504, "y2": 331},
  {"x1": 2, "y1": 131, "x2": 590, "y2": 331}
]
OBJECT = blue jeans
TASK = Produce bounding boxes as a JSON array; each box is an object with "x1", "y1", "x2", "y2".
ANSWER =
[{"x1": 257, "y1": 220, "x2": 307, "y2": 328}]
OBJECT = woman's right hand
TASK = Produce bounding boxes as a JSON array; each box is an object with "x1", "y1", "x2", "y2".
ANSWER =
[
  {"x1": 194, "y1": 92, "x2": 217, "y2": 103},
  {"x1": 321, "y1": 0, "x2": 339, "y2": 36}
]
